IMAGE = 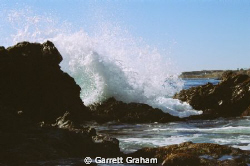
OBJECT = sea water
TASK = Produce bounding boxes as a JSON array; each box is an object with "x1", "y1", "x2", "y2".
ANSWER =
[
  {"x1": 92, "y1": 79, "x2": 250, "y2": 153},
  {"x1": 1, "y1": 7, "x2": 249, "y2": 165}
]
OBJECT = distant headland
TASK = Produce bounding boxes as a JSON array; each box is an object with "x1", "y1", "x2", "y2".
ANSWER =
[{"x1": 180, "y1": 68, "x2": 250, "y2": 79}]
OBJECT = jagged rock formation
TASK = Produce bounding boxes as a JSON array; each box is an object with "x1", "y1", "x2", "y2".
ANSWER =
[
  {"x1": 0, "y1": 41, "x2": 91, "y2": 124},
  {"x1": 0, "y1": 41, "x2": 120, "y2": 165},
  {"x1": 129, "y1": 142, "x2": 250, "y2": 166},
  {"x1": 174, "y1": 71, "x2": 250, "y2": 119},
  {"x1": 90, "y1": 97, "x2": 180, "y2": 123}
]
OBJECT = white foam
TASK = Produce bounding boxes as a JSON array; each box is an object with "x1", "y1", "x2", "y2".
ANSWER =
[
  {"x1": 1, "y1": 7, "x2": 202, "y2": 117},
  {"x1": 172, "y1": 126, "x2": 250, "y2": 133},
  {"x1": 119, "y1": 136, "x2": 189, "y2": 147},
  {"x1": 233, "y1": 144, "x2": 250, "y2": 151}
]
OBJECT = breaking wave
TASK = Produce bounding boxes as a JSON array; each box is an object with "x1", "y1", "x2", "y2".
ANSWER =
[{"x1": 0, "y1": 7, "x2": 202, "y2": 117}]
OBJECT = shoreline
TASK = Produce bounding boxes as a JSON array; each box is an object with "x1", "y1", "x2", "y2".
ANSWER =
[
  {"x1": 180, "y1": 69, "x2": 250, "y2": 79},
  {"x1": 1, "y1": 41, "x2": 250, "y2": 166}
]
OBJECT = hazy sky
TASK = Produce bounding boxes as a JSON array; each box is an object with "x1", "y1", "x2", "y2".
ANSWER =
[{"x1": 1, "y1": 0, "x2": 250, "y2": 71}]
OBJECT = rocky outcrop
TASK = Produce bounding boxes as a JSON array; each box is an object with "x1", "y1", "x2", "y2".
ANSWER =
[
  {"x1": 0, "y1": 41, "x2": 120, "y2": 165},
  {"x1": 129, "y1": 142, "x2": 250, "y2": 166},
  {"x1": 241, "y1": 105, "x2": 250, "y2": 116},
  {"x1": 174, "y1": 72, "x2": 250, "y2": 119},
  {"x1": 90, "y1": 97, "x2": 180, "y2": 123},
  {"x1": 2, "y1": 41, "x2": 249, "y2": 166},
  {"x1": 0, "y1": 111, "x2": 120, "y2": 166},
  {"x1": 0, "y1": 119, "x2": 120, "y2": 165},
  {"x1": 0, "y1": 41, "x2": 91, "y2": 124}
]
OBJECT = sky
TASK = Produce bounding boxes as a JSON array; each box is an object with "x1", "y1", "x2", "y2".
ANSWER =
[{"x1": 0, "y1": 0, "x2": 250, "y2": 72}]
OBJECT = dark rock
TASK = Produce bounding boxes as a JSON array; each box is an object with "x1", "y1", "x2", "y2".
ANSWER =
[
  {"x1": 162, "y1": 153, "x2": 201, "y2": 166},
  {"x1": 0, "y1": 107, "x2": 121, "y2": 165},
  {"x1": 0, "y1": 124, "x2": 121, "y2": 165},
  {"x1": 0, "y1": 41, "x2": 121, "y2": 165},
  {"x1": 53, "y1": 111, "x2": 75, "y2": 129},
  {"x1": 241, "y1": 105, "x2": 250, "y2": 116},
  {"x1": 129, "y1": 142, "x2": 250, "y2": 166},
  {"x1": 0, "y1": 41, "x2": 91, "y2": 124},
  {"x1": 220, "y1": 70, "x2": 235, "y2": 81},
  {"x1": 90, "y1": 97, "x2": 180, "y2": 123},
  {"x1": 174, "y1": 73, "x2": 250, "y2": 119}
]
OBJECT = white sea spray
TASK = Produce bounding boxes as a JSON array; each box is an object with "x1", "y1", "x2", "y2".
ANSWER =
[{"x1": 0, "y1": 7, "x2": 202, "y2": 117}]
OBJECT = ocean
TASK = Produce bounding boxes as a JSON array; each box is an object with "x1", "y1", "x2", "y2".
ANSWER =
[
  {"x1": 1, "y1": 8, "x2": 249, "y2": 165},
  {"x1": 92, "y1": 79, "x2": 250, "y2": 154},
  {"x1": 1, "y1": 8, "x2": 204, "y2": 118},
  {"x1": 30, "y1": 79, "x2": 250, "y2": 165}
]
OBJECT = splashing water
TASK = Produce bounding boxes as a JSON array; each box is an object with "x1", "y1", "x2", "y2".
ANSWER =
[{"x1": 0, "y1": 8, "x2": 202, "y2": 117}]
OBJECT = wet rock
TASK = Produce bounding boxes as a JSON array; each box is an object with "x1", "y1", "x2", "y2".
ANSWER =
[
  {"x1": 129, "y1": 142, "x2": 250, "y2": 166},
  {"x1": 174, "y1": 73, "x2": 250, "y2": 119},
  {"x1": 90, "y1": 97, "x2": 180, "y2": 123},
  {"x1": 162, "y1": 153, "x2": 201, "y2": 166}
]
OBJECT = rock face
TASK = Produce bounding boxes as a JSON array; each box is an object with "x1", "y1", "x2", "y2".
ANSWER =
[
  {"x1": 0, "y1": 41, "x2": 120, "y2": 165},
  {"x1": 129, "y1": 142, "x2": 250, "y2": 166},
  {"x1": 0, "y1": 122, "x2": 121, "y2": 165},
  {"x1": 2, "y1": 41, "x2": 249, "y2": 166},
  {"x1": 90, "y1": 97, "x2": 180, "y2": 123},
  {"x1": 174, "y1": 72, "x2": 250, "y2": 119},
  {"x1": 241, "y1": 105, "x2": 250, "y2": 116},
  {"x1": 0, "y1": 41, "x2": 90, "y2": 124}
]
